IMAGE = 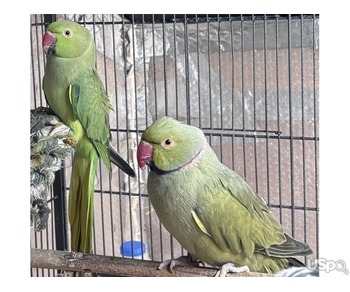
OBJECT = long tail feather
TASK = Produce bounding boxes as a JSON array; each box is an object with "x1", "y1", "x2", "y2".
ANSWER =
[
  {"x1": 68, "y1": 146, "x2": 98, "y2": 254},
  {"x1": 109, "y1": 144, "x2": 135, "y2": 177},
  {"x1": 288, "y1": 257, "x2": 307, "y2": 267}
]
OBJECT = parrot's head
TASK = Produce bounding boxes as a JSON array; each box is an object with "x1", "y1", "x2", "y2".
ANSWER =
[
  {"x1": 137, "y1": 117, "x2": 207, "y2": 173},
  {"x1": 42, "y1": 20, "x2": 93, "y2": 58}
]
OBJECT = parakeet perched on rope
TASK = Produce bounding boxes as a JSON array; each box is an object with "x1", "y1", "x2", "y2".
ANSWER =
[
  {"x1": 42, "y1": 20, "x2": 135, "y2": 255},
  {"x1": 137, "y1": 116, "x2": 312, "y2": 276}
]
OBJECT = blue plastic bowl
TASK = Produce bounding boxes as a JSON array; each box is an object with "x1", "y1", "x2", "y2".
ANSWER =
[{"x1": 120, "y1": 240, "x2": 147, "y2": 257}]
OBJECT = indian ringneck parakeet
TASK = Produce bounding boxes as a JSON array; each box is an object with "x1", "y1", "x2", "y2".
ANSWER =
[
  {"x1": 42, "y1": 20, "x2": 135, "y2": 255},
  {"x1": 137, "y1": 116, "x2": 312, "y2": 276}
]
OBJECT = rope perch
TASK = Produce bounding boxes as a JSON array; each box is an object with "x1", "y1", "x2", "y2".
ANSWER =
[{"x1": 30, "y1": 107, "x2": 73, "y2": 231}]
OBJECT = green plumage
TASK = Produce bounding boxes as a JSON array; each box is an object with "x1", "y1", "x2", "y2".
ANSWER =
[
  {"x1": 139, "y1": 117, "x2": 312, "y2": 274},
  {"x1": 42, "y1": 20, "x2": 134, "y2": 256}
]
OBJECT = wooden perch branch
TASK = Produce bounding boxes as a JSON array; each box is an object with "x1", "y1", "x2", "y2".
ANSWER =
[{"x1": 31, "y1": 248, "x2": 271, "y2": 277}]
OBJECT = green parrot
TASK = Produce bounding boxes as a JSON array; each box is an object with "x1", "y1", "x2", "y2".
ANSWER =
[
  {"x1": 42, "y1": 20, "x2": 135, "y2": 255},
  {"x1": 137, "y1": 116, "x2": 312, "y2": 276}
]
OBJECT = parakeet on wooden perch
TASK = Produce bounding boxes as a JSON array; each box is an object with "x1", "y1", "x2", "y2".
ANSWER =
[{"x1": 137, "y1": 116, "x2": 312, "y2": 276}]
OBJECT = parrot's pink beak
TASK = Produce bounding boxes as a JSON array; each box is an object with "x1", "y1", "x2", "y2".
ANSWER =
[
  {"x1": 137, "y1": 141, "x2": 153, "y2": 170},
  {"x1": 42, "y1": 31, "x2": 56, "y2": 55}
]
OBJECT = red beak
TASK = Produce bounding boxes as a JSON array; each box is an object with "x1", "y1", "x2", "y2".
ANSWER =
[
  {"x1": 42, "y1": 31, "x2": 56, "y2": 55},
  {"x1": 137, "y1": 141, "x2": 153, "y2": 170}
]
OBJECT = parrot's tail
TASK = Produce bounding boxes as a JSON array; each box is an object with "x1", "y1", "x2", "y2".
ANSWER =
[{"x1": 68, "y1": 146, "x2": 98, "y2": 255}]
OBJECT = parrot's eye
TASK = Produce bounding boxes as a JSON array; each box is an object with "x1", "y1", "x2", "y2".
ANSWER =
[
  {"x1": 162, "y1": 138, "x2": 174, "y2": 149},
  {"x1": 63, "y1": 29, "x2": 73, "y2": 38}
]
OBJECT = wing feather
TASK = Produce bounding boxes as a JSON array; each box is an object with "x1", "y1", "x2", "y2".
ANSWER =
[
  {"x1": 69, "y1": 68, "x2": 113, "y2": 170},
  {"x1": 194, "y1": 166, "x2": 287, "y2": 259}
]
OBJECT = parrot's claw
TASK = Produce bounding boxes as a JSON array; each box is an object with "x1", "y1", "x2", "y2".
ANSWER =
[
  {"x1": 63, "y1": 135, "x2": 77, "y2": 147},
  {"x1": 215, "y1": 263, "x2": 250, "y2": 277},
  {"x1": 157, "y1": 259, "x2": 176, "y2": 272},
  {"x1": 157, "y1": 255, "x2": 202, "y2": 273}
]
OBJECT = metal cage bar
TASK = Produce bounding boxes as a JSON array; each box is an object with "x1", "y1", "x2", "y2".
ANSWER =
[{"x1": 30, "y1": 14, "x2": 319, "y2": 276}]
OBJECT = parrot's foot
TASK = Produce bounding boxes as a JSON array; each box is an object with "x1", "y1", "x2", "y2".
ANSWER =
[
  {"x1": 63, "y1": 135, "x2": 77, "y2": 147},
  {"x1": 215, "y1": 263, "x2": 250, "y2": 277},
  {"x1": 157, "y1": 255, "x2": 203, "y2": 273}
]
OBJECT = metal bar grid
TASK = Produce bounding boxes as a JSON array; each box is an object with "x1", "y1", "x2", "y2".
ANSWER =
[{"x1": 30, "y1": 14, "x2": 319, "y2": 276}]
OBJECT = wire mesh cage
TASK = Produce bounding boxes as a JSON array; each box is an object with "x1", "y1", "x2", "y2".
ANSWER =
[{"x1": 30, "y1": 14, "x2": 319, "y2": 277}]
